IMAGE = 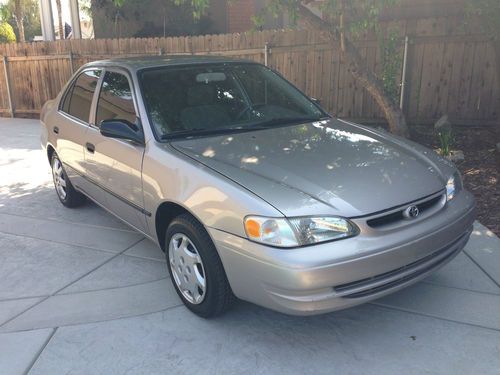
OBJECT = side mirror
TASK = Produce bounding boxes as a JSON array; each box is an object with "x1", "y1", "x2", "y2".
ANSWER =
[
  {"x1": 310, "y1": 97, "x2": 321, "y2": 106},
  {"x1": 100, "y1": 119, "x2": 144, "y2": 144}
]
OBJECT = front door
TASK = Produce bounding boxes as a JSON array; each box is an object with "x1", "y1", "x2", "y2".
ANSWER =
[{"x1": 83, "y1": 69, "x2": 148, "y2": 232}]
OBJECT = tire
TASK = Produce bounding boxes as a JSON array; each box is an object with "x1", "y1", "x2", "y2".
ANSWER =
[
  {"x1": 165, "y1": 213, "x2": 235, "y2": 318},
  {"x1": 51, "y1": 153, "x2": 86, "y2": 208}
]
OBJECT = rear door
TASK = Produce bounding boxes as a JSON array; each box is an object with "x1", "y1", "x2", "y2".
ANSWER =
[
  {"x1": 83, "y1": 68, "x2": 148, "y2": 232},
  {"x1": 56, "y1": 69, "x2": 102, "y2": 191}
]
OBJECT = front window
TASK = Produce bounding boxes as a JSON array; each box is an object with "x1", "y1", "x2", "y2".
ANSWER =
[
  {"x1": 95, "y1": 71, "x2": 137, "y2": 127},
  {"x1": 139, "y1": 63, "x2": 326, "y2": 139}
]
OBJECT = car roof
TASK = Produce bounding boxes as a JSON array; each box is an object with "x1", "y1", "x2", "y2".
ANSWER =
[{"x1": 83, "y1": 55, "x2": 257, "y2": 72}]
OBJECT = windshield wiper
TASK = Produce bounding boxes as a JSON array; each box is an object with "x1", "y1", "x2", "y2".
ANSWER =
[
  {"x1": 161, "y1": 126, "x2": 249, "y2": 140},
  {"x1": 248, "y1": 116, "x2": 327, "y2": 129},
  {"x1": 161, "y1": 116, "x2": 329, "y2": 140}
]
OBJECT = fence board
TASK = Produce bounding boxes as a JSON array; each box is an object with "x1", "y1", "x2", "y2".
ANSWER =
[{"x1": 0, "y1": 28, "x2": 497, "y2": 125}]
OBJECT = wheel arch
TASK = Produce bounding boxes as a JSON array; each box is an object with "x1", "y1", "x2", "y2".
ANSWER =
[
  {"x1": 155, "y1": 201, "x2": 207, "y2": 251},
  {"x1": 46, "y1": 143, "x2": 56, "y2": 164}
]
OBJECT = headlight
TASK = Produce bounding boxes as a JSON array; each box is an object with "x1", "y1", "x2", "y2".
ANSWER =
[
  {"x1": 446, "y1": 172, "x2": 462, "y2": 201},
  {"x1": 446, "y1": 176, "x2": 455, "y2": 201},
  {"x1": 244, "y1": 216, "x2": 359, "y2": 248}
]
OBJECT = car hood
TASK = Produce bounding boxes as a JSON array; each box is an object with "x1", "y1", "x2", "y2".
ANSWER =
[{"x1": 170, "y1": 119, "x2": 451, "y2": 217}]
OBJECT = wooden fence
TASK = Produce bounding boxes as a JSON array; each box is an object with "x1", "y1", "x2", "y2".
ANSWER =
[{"x1": 0, "y1": 28, "x2": 498, "y2": 126}]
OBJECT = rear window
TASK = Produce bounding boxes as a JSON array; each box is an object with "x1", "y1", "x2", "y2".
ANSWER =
[{"x1": 61, "y1": 69, "x2": 101, "y2": 123}]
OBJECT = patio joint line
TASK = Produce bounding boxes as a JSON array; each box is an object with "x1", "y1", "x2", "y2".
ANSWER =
[
  {"x1": 371, "y1": 302, "x2": 500, "y2": 332},
  {"x1": 2, "y1": 304, "x2": 185, "y2": 334},
  {"x1": 122, "y1": 252, "x2": 166, "y2": 263},
  {"x1": 0, "y1": 229, "x2": 135, "y2": 256},
  {"x1": 56, "y1": 277, "x2": 170, "y2": 296},
  {"x1": 463, "y1": 251, "x2": 500, "y2": 289},
  {"x1": 0, "y1": 238, "x2": 144, "y2": 329},
  {"x1": 0, "y1": 295, "x2": 49, "y2": 304},
  {"x1": 53, "y1": 237, "x2": 146, "y2": 295},
  {"x1": 0, "y1": 211, "x2": 138, "y2": 234},
  {"x1": 421, "y1": 280, "x2": 500, "y2": 296},
  {"x1": 23, "y1": 327, "x2": 58, "y2": 375}
]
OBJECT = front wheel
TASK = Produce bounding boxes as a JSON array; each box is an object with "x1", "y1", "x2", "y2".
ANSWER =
[
  {"x1": 51, "y1": 153, "x2": 86, "y2": 208},
  {"x1": 165, "y1": 213, "x2": 235, "y2": 318}
]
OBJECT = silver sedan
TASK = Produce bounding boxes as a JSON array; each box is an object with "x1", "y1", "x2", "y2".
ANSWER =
[{"x1": 41, "y1": 56, "x2": 476, "y2": 317}]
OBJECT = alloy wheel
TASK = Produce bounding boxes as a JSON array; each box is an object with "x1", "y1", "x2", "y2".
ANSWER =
[
  {"x1": 52, "y1": 158, "x2": 67, "y2": 200},
  {"x1": 168, "y1": 233, "x2": 207, "y2": 304}
]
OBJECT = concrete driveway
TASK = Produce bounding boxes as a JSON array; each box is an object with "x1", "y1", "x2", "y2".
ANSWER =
[{"x1": 1, "y1": 118, "x2": 499, "y2": 375}]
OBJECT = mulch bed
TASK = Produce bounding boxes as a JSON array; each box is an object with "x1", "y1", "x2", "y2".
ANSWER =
[{"x1": 411, "y1": 126, "x2": 499, "y2": 236}]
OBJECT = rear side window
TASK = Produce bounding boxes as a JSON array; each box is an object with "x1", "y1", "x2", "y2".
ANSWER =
[
  {"x1": 95, "y1": 71, "x2": 136, "y2": 127},
  {"x1": 61, "y1": 82, "x2": 74, "y2": 113},
  {"x1": 62, "y1": 69, "x2": 101, "y2": 123}
]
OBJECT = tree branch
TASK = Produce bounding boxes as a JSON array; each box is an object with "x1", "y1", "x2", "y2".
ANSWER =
[{"x1": 297, "y1": 2, "x2": 409, "y2": 137}]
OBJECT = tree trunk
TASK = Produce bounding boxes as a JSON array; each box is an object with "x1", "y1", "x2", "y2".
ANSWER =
[
  {"x1": 14, "y1": 0, "x2": 25, "y2": 43},
  {"x1": 494, "y1": 40, "x2": 500, "y2": 121},
  {"x1": 297, "y1": 4, "x2": 410, "y2": 138},
  {"x1": 342, "y1": 36, "x2": 409, "y2": 137},
  {"x1": 56, "y1": 0, "x2": 64, "y2": 39}
]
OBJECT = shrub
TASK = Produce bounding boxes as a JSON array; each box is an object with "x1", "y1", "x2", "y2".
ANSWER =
[
  {"x1": 434, "y1": 115, "x2": 452, "y2": 157},
  {"x1": 0, "y1": 22, "x2": 16, "y2": 43}
]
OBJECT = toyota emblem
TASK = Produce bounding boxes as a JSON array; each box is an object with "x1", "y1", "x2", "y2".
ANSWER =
[{"x1": 403, "y1": 205, "x2": 420, "y2": 219}]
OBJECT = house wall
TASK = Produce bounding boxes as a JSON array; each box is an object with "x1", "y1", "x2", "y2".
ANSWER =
[
  {"x1": 91, "y1": 0, "x2": 290, "y2": 37},
  {"x1": 227, "y1": 0, "x2": 255, "y2": 33},
  {"x1": 225, "y1": 0, "x2": 289, "y2": 33},
  {"x1": 91, "y1": 0, "x2": 222, "y2": 38}
]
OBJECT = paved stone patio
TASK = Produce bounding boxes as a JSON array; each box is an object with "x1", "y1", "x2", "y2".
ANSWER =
[{"x1": 1, "y1": 118, "x2": 499, "y2": 374}]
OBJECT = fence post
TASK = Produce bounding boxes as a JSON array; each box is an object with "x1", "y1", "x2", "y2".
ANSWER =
[
  {"x1": 68, "y1": 52, "x2": 74, "y2": 75},
  {"x1": 2, "y1": 56, "x2": 14, "y2": 118},
  {"x1": 188, "y1": 36, "x2": 194, "y2": 55},
  {"x1": 399, "y1": 35, "x2": 409, "y2": 111},
  {"x1": 264, "y1": 42, "x2": 269, "y2": 66}
]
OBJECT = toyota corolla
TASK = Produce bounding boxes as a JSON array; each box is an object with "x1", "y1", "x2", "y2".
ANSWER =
[{"x1": 41, "y1": 56, "x2": 476, "y2": 317}]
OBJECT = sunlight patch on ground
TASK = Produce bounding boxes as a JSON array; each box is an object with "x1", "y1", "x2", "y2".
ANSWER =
[{"x1": 0, "y1": 147, "x2": 52, "y2": 200}]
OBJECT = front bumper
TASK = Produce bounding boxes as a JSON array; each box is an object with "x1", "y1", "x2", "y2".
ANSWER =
[{"x1": 209, "y1": 190, "x2": 476, "y2": 315}]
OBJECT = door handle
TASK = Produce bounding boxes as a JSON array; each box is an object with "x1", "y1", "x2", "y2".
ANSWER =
[
  {"x1": 53, "y1": 126, "x2": 59, "y2": 134},
  {"x1": 86, "y1": 142, "x2": 95, "y2": 153}
]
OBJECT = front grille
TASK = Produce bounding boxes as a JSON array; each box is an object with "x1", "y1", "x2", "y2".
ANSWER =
[
  {"x1": 334, "y1": 229, "x2": 471, "y2": 299},
  {"x1": 367, "y1": 193, "x2": 444, "y2": 228}
]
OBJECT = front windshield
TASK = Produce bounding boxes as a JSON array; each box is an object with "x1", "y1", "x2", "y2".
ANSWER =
[{"x1": 139, "y1": 63, "x2": 326, "y2": 139}]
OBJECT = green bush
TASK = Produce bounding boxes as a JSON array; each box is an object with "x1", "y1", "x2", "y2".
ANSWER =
[
  {"x1": 434, "y1": 115, "x2": 453, "y2": 157},
  {"x1": 0, "y1": 22, "x2": 16, "y2": 43}
]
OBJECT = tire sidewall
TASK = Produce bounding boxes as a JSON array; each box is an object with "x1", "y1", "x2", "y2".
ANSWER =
[
  {"x1": 50, "y1": 153, "x2": 85, "y2": 207},
  {"x1": 165, "y1": 218, "x2": 222, "y2": 317},
  {"x1": 51, "y1": 154, "x2": 69, "y2": 205}
]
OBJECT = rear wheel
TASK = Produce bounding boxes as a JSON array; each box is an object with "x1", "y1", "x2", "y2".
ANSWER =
[
  {"x1": 165, "y1": 213, "x2": 235, "y2": 318},
  {"x1": 51, "y1": 153, "x2": 86, "y2": 208}
]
